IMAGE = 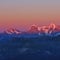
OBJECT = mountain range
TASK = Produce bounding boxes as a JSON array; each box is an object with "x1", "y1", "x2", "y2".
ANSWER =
[{"x1": 3, "y1": 23, "x2": 60, "y2": 36}]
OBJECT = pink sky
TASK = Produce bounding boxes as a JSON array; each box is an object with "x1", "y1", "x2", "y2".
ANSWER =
[{"x1": 0, "y1": 0, "x2": 60, "y2": 31}]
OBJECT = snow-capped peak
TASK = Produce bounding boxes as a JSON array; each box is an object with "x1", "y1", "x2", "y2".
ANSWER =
[
  {"x1": 28, "y1": 24, "x2": 39, "y2": 33},
  {"x1": 5, "y1": 28, "x2": 21, "y2": 34}
]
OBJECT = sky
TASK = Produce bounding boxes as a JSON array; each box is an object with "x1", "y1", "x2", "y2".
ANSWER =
[{"x1": 0, "y1": 0, "x2": 60, "y2": 31}]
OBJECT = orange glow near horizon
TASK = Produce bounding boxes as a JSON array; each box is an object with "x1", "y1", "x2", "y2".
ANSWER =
[{"x1": 0, "y1": 0, "x2": 60, "y2": 31}]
